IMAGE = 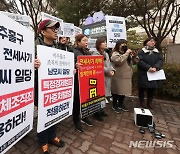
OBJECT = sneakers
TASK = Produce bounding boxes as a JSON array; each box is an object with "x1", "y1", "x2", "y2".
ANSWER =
[
  {"x1": 112, "y1": 107, "x2": 121, "y2": 113},
  {"x1": 118, "y1": 105, "x2": 129, "y2": 112},
  {"x1": 81, "y1": 117, "x2": 93, "y2": 126},
  {"x1": 41, "y1": 144, "x2": 49, "y2": 154},
  {"x1": 106, "y1": 97, "x2": 112, "y2": 103},
  {"x1": 105, "y1": 98, "x2": 109, "y2": 104},
  {"x1": 75, "y1": 122, "x2": 84, "y2": 133},
  {"x1": 49, "y1": 137, "x2": 65, "y2": 148}
]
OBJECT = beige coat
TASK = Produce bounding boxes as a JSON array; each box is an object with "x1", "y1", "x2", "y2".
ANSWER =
[{"x1": 111, "y1": 51, "x2": 133, "y2": 95}]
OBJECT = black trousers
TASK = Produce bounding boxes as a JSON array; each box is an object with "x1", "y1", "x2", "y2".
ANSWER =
[
  {"x1": 37, "y1": 125, "x2": 56, "y2": 146},
  {"x1": 73, "y1": 83, "x2": 80, "y2": 124},
  {"x1": 138, "y1": 87, "x2": 155, "y2": 100},
  {"x1": 112, "y1": 94, "x2": 125, "y2": 108}
]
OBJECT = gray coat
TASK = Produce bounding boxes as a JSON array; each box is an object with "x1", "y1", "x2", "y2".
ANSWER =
[
  {"x1": 92, "y1": 50, "x2": 115, "y2": 97},
  {"x1": 111, "y1": 51, "x2": 133, "y2": 95}
]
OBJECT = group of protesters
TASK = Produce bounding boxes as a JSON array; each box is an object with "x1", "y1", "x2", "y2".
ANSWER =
[{"x1": 34, "y1": 19, "x2": 163, "y2": 154}]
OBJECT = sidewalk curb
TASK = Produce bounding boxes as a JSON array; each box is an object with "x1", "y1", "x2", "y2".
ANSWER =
[{"x1": 126, "y1": 95, "x2": 180, "y2": 105}]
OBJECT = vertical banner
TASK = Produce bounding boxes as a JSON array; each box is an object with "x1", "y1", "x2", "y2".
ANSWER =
[
  {"x1": 74, "y1": 26, "x2": 82, "y2": 36},
  {"x1": 41, "y1": 12, "x2": 64, "y2": 36},
  {"x1": 106, "y1": 15, "x2": 127, "y2": 48},
  {"x1": 78, "y1": 56, "x2": 105, "y2": 119},
  {"x1": 63, "y1": 23, "x2": 75, "y2": 38},
  {"x1": 0, "y1": 13, "x2": 34, "y2": 153},
  {"x1": 37, "y1": 45, "x2": 74, "y2": 133}
]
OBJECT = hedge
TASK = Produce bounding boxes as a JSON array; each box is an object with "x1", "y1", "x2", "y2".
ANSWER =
[{"x1": 132, "y1": 63, "x2": 180, "y2": 100}]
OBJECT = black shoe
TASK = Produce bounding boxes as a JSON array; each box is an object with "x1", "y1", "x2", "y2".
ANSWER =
[
  {"x1": 49, "y1": 137, "x2": 65, "y2": 148},
  {"x1": 118, "y1": 105, "x2": 129, "y2": 112},
  {"x1": 94, "y1": 115, "x2": 104, "y2": 121},
  {"x1": 75, "y1": 122, "x2": 84, "y2": 133},
  {"x1": 112, "y1": 107, "x2": 121, "y2": 113},
  {"x1": 81, "y1": 117, "x2": 93, "y2": 126},
  {"x1": 101, "y1": 111, "x2": 108, "y2": 117}
]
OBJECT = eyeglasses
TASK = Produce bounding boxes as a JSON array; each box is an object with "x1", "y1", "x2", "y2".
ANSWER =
[{"x1": 45, "y1": 27, "x2": 59, "y2": 32}]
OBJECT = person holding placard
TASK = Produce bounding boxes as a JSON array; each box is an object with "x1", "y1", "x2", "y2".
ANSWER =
[
  {"x1": 92, "y1": 37, "x2": 115, "y2": 121},
  {"x1": 34, "y1": 19, "x2": 65, "y2": 154},
  {"x1": 73, "y1": 34, "x2": 93, "y2": 132},
  {"x1": 137, "y1": 37, "x2": 163, "y2": 109}
]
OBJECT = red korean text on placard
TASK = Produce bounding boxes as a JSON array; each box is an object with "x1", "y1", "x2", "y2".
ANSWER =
[
  {"x1": 0, "y1": 88, "x2": 34, "y2": 117},
  {"x1": 44, "y1": 88, "x2": 72, "y2": 107}
]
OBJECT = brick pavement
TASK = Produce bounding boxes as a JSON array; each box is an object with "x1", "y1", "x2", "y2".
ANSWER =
[{"x1": 5, "y1": 97, "x2": 180, "y2": 154}]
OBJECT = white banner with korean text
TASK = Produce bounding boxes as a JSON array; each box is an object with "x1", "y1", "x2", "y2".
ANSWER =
[
  {"x1": 63, "y1": 22, "x2": 75, "y2": 38},
  {"x1": 0, "y1": 11, "x2": 30, "y2": 28},
  {"x1": 106, "y1": 15, "x2": 127, "y2": 48},
  {"x1": 41, "y1": 12, "x2": 64, "y2": 37},
  {"x1": 0, "y1": 13, "x2": 34, "y2": 154},
  {"x1": 88, "y1": 38, "x2": 97, "y2": 52},
  {"x1": 37, "y1": 45, "x2": 74, "y2": 133},
  {"x1": 74, "y1": 26, "x2": 82, "y2": 36}
]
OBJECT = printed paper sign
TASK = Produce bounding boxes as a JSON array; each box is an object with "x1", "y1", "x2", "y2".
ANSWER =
[
  {"x1": 106, "y1": 15, "x2": 127, "y2": 48},
  {"x1": 0, "y1": 13, "x2": 34, "y2": 154},
  {"x1": 1, "y1": 11, "x2": 30, "y2": 28},
  {"x1": 78, "y1": 56, "x2": 105, "y2": 119},
  {"x1": 37, "y1": 45, "x2": 74, "y2": 133},
  {"x1": 88, "y1": 38, "x2": 97, "y2": 52},
  {"x1": 63, "y1": 22, "x2": 75, "y2": 38},
  {"x1": 74, "y1": 26, "x2": 82, "y2": 36}
]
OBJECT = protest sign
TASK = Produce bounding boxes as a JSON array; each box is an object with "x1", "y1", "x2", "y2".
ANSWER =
[
  {"x1": 1, "y1": 11, "x2": 30, "y2": 28},
  {"x1": 106, "y1": 15, "x2": 127, "y2": 48},
  {"x1": 0, "y1": 13, "x2": 34, "y2": 154},
  {"x1": 63, "y1": 22, "x2": 75, "y2": 38},
  {"x1": 37, "y1": 45, "x2": 74, "y2": 133},
  {"x1": 88, "y1": 38, "x2": 97, "y2": 52},
  {"x1": 74, "y1": 26, "x2": 82, "y2": 36},
  {"x1": 78, "y1": 56, "x2": 105, "y2": 119}
]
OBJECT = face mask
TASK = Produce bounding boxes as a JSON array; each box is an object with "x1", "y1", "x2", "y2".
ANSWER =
[{"x1": 121, "y1": 46, "x2": 128, "y2": 52}]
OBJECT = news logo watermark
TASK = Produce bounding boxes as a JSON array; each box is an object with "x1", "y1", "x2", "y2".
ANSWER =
[{"x1": 129, "y1": 140, "x2": 174, "y2": 148}]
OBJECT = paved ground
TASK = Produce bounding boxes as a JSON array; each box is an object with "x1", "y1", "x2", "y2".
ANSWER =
[{"x1": 6, "y1": 97, "x2": 180, "y2": 154}]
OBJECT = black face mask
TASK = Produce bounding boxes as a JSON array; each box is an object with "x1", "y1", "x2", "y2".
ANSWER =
[{"x1": 121, "y1": 46, "x2": 128, "y2": 52}]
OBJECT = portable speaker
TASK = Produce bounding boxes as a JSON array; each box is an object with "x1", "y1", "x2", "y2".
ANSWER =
[{"x1": 134, "y1": 108, "x2": 153, "y2": 127}]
